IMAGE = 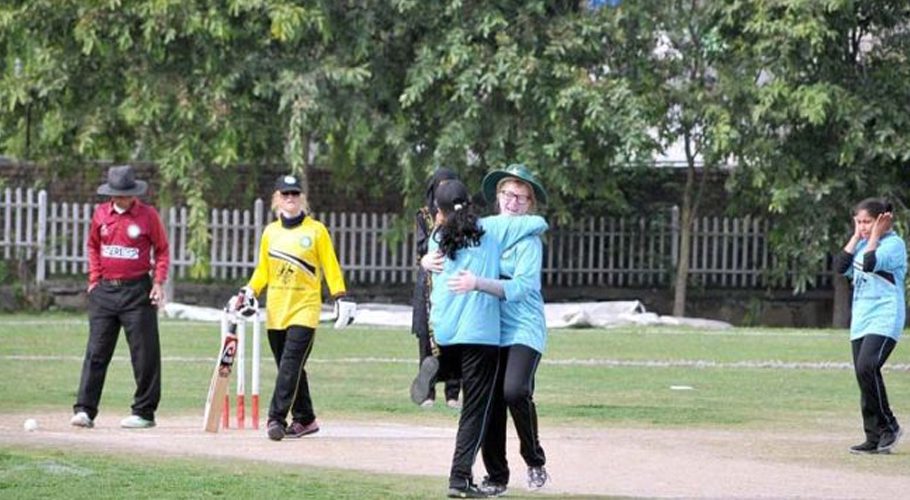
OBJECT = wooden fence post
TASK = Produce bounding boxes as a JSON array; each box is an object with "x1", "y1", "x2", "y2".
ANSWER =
[{"x1": 36, "y1": 190, "x2": 47, "y2": 283}]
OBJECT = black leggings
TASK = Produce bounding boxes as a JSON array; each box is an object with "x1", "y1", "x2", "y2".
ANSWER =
[
  {"x1": 481, "y1": 344, "x2": 546, "y2": 485},
  {"x1": 268, "y1": 326, "x2": 316, "y2": 425},
  {"x1": 851, "y1": 334, "x2": 900, "y2": 443}
]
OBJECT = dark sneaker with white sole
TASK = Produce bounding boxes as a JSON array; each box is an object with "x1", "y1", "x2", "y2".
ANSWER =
[
  {"x1": 877, "y1": 426, "x2": 904, "y2": 454},
  {"x1": 410, "y1": 356, "x2": 439, "y2": 405},
  {"x1": 480, "y1": 476, "x2": 507, "y2": 497},
  {"x1": 286, "y1": 420, "x2": 319, "y2": 438},
  {"x1": 849, "y1": 441, "x2": 880, "y2": 454},
  {"x1": 447, "y1": 479, "x2": 492, "y2": 498}
]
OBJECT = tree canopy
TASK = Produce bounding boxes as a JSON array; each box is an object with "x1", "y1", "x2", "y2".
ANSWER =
[{"x1": 2, "y1": 0, "x2": 908, "y2": 299}]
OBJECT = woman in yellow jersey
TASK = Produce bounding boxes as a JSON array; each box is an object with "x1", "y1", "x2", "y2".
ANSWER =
[{"x1": 235, "y1": 174, "x2": 356, "y2": 441}]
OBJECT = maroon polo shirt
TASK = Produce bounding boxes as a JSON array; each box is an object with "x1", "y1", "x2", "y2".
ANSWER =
[{"x1": 87, "y1": 199, "x2": 170, "y2": 288}]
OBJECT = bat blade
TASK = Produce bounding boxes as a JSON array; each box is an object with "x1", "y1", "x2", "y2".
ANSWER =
[{"x1": 203, "y1": 326, "x2": 238, "y2": 433}]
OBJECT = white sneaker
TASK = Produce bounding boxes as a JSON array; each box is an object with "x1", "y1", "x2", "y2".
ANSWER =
[
  {"x1": 446, "y1": 399, "x2": 462, "y2": 410},
  {"x1": 120, "y1": 415, "x2": 156, "y2": 429},
  {"x1": 419, "y1": 399, "x2": 435, "y2": 408},
  {"x1": 70, "y1": 411, "x2": 94, "y2": 428},
  {"x1": 528, "y1": 466, "x2": 549, "y2": 490}
]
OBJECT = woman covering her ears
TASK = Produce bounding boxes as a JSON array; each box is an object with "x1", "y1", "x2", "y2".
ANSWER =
[{"x1": 835, "y1": 197, "x2": 905, "y2": 455}]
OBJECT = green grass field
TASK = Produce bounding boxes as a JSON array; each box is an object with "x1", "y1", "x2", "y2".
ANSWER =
[{"x1": 1, "y1": 313, "x2": 908, "y2": 498}]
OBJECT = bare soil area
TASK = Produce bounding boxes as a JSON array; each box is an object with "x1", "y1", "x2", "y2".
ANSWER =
[{"x1": 2, "y1": 412, "x2": 908, "y2": 499}]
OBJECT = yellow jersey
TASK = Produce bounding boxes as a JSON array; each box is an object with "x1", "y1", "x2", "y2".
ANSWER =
[{"x1": 247, "y1": 217, "x2": 347, "y2": 329}]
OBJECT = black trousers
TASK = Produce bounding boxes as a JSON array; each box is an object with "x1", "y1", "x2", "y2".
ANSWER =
[
  {"x1": 438, "y1": 343, "x2": 500, "y2": 488},
  {"x1": 412, "y1": 270, "x2": 460, "y2": 402},
  {"x1": 268, "y1": 326, "x2": 317, "y2": 425},
  {"x1": 851, "y1": 334, "x2": 900, "y2": 443},
  {"x1": 481, "y1": 344, "x2": 546, "y2": 484},
  {"x1": 74, "y1": 277, "x2": 160, "y2": 421}
]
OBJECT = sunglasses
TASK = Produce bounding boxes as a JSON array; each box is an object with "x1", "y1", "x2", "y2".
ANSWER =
[{"x1": 280, "y1": 191, "x2": 301, "y2": 197}]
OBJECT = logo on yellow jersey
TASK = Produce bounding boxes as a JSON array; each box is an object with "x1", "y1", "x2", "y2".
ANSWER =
[
  {"x1": 299, "y1": 235, "x2": 313, "y2": 248},
  {"x1": 277, "y1": 263, "x2": 295, "y2": 284}
]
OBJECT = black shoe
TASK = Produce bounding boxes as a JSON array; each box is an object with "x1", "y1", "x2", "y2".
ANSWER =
[
  {"x1": 877, "y1": 426, "x2": 904, "y2": 454},
  {"x1": 849, "y1": 441, "x2": 879, "y2": 454},
  {"x1": 447, "y1": 481, "x2": 491, "y2": 498},
  {"x1": 267, "y1": 420, "x2": 286, "y2": 441},
  {"x1": 410, "y1": 356, "x2": 439, "y2": 405},
  {"x1": 480, "y1": 476, "x2": 507, "y2": 497}
]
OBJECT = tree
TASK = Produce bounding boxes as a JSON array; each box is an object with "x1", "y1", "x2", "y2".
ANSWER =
[
  {"x1": 3, "y1": 1, "x2": 665, "y2": 253},
  {"x1": 612, "y1": 1, "x2": 740, "y2": 316},
  {"x1": 0, "y1": 1, "x2": 370, "y2": 277},
  {"x1": 391, "y1": 0, "x2": 655, "y2": 218},
  {"x1": 716, "y1": 0, "x2": 910, "y2": 325}
]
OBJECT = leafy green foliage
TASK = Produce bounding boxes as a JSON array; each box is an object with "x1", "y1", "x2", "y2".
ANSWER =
[
  {"x1": 393, "y1": 2, "x2": 655, "y2": 218},
  {"x1": 718, "y1": 0, "x2": 910, "y2": 292},
  {"x1": 2, "y1": 1, "x2": 908, "y2": 303}
]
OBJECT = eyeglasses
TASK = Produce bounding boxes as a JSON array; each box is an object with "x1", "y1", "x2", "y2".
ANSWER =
[
  {"x1": 499, "y1": 190, "x2": 531, "y2": 205},
  {"x1": 280, "y1": 191, "x2": 301, "y2": 198}
]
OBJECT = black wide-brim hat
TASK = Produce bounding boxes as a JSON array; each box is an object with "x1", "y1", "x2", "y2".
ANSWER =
[
  {"x1": 481, "y1": 163, "x2": 548, "y2": 205},
  {"x1": 97, "y1": 165, "x2": 148, "y2": 196}
]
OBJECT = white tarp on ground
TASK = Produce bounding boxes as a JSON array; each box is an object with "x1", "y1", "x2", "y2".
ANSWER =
[{"x1": 164, "y1": 301, "x2": 731, "y2": 330}]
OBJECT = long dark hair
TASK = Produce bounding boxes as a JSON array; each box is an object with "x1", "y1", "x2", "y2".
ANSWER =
[
  {"x1": 855, "y1": 198, "x2": 893, "y2": 217},
  {"x1": 434, "y1": 180, "x2": 485, "y2": 259}
]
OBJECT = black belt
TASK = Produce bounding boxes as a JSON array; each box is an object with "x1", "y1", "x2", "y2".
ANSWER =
[{"x1": 101, "y1": 276, "x2": 149, "y2": 287}]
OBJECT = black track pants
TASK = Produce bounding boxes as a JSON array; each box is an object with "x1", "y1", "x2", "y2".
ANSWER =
[
  {"x1": 851, "y1": 334, "x2": 900, "y2": 443},
  {"x1": 446, "y1": 343, "x2": 500, "y2": 487},
  {"x1": 268, "y1": 326, "x2": 316, "y2": 425}
]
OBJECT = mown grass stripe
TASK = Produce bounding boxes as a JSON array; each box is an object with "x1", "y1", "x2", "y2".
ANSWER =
[{"x1": 3, "y1": 354, "x2": 908, "y2": 371}]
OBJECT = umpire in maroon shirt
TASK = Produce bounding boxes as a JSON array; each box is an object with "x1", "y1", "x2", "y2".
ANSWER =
[{"x1": 70, "y1": 165, "x2": 170, "y2": 430}]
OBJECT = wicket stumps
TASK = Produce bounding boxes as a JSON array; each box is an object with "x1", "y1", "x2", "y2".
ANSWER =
[{"x1": 219, "y1": 311, "x2": 262, "y2": 430}]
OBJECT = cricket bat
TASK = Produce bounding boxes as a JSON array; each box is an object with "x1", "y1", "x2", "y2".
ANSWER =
[{"x1": 203, "y1": 316, "x2": 238, "y2": 433}]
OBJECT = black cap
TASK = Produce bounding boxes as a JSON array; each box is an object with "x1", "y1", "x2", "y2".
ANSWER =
[
  {"x1": 275, "y1": 174, "x2": 303, "y2": 193},
  {"x1": 434, "y1": 179, "x2": 470, "y2": 213},
  {"x1": 426, "y1": 167, "x2": 459, "y2": 216}
]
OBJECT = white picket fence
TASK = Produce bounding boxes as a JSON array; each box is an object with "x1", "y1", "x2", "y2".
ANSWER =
[{"x1": 0, "y1": 188, "x2": 832, "y2": 288}]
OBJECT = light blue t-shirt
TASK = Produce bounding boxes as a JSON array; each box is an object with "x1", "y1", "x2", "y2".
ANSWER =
[
  {"x1": 843, "y1": 231, "x2": 907, "y2": 341},
  {"x1": 429, "y1": 215, "x2": 548, "y2": 346},
  {"x1": 500, "y1": 234, "x2": 547, "y2": 354}
]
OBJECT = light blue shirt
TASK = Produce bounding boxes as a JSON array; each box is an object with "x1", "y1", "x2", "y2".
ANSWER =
[
  {"x1": 429, "y1": 215, "x2": 548, "y2": 346},
  {"x1": 500, "y1": 234, "x2": 547, "y2": 353},
  {"x1": 843, "y1": 231, "x2": 907, "y2": 341}
]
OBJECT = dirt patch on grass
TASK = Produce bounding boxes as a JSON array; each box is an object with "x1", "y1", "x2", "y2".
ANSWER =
[{"x1": 1, "y1": 412, "x2": 908, "y2": 498}]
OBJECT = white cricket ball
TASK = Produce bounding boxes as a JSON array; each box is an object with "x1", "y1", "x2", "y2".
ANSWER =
[{"x1": 23, "y1": 418, "x2": 39, "y2": 432}]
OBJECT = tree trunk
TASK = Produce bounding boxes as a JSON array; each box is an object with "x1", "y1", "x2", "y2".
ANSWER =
[
  {"x1": 672, "y1": 133, "x2": 701, "y2": 318},
  {"x1": 672, "y1": 200, "x2": 692, "y2": 317},
  {"x1": 831, "y1": 275, "x2": 851, "y2": 328}
]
